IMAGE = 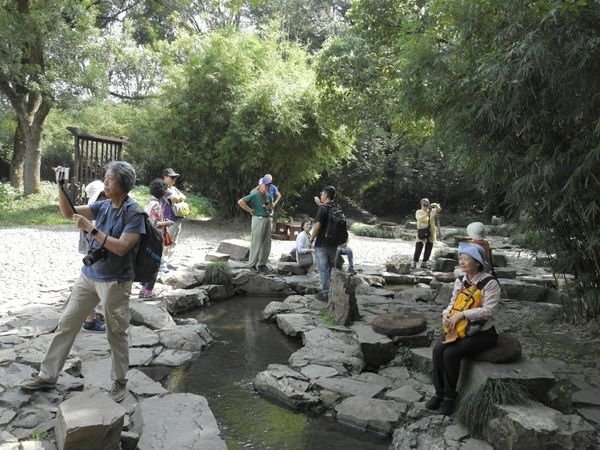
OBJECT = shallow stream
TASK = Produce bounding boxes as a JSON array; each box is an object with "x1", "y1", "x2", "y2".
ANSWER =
[{"x1": 168, "y1": 296, "x2": 389, "y2": 449}]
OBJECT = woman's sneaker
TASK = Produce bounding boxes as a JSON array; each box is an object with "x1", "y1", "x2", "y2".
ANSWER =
[{"x1": 82, "y1": 319, "x2": 106, "y2": 332}]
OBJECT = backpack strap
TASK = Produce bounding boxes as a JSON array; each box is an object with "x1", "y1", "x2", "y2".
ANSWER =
[{"x1": 476, "y1": 275, "x2": 499, "y2": 290}]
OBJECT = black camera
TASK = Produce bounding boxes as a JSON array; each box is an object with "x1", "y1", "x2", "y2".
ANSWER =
[{"x1": 82, "y1": 247, "x2": 106, "y2": 266}]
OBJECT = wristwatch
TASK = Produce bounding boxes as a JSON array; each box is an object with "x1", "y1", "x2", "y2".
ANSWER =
[{"x1": 90, "y1": 228, "x2": 99, "y2": 236}]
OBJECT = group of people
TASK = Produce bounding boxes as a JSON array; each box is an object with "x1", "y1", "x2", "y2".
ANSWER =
[{"x1": 21, "y1": 162, "x2": 500, "y2": 416}]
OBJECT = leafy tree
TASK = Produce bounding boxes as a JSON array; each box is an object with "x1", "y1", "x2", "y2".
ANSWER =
[
  {"x1": 0, "y1": 0, "x2": 108, "y2": 193},
  {"x1": 128, "y1": 29, "x2": 350, "y2": 216}
]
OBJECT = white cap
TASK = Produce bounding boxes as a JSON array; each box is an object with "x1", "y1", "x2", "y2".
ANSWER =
[
  {"x1": 466, "y1": 222, "x2": 485, "y2": 240},
  {"x1": 85, "y1": 180, "x2": 105, "y2": 205}
]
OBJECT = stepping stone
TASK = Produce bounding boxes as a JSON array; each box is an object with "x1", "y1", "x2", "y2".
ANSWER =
[
  {"x1": 205, "y1": 252, "x2": 230, "y2": 262},
  {"x1": 371, "y1": 310, "x2": 427, "y2": 336}
]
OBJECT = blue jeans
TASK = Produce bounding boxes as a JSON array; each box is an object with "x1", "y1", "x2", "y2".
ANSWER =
[
  {"x1": 336, "y1": 247, "x2": 354, "y2": 270},
  {"x1": 315, "y1": 246, "x2": 338, "y2": 298}
]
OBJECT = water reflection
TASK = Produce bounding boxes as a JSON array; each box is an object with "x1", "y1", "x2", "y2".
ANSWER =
[{"x1": 170, "y1": 296, "x2": 389, "y2": 450}]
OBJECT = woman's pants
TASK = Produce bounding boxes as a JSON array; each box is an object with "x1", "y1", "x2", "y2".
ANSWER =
[
  {"x1": 431, "y1": 327, "x2": 498, "y2": 399},
  {"x1": 413, "y1": 240, "x2": 433, "y2": 263}
]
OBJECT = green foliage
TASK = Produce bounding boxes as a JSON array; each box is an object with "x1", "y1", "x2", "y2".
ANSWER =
[
  {"x1": 129, "y1": 185, "x2": 216, "y2": 218},
  {"x1": 0, "y1": 181, "x2": 68, "y2": 227},
  {"x1": 204, "y1": 261, "x2": 233, "y2": 286},
  {"x1": 348, "y1": 222, "x2": 396, "y2": 239},
  {"x1": 457, "y1": 379, "x2": 530, "y2": 435},
  {"x1": 128, "y1": 29, "x2": 350, "y2": 217},
  {"x1": 317, "y1": 310, "x2": 335, "y2": 326}
]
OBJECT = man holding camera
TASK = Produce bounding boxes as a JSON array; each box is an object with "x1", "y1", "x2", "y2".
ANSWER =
[
  {"x1": 21, "y1": 161, "x2": 145, "y2": 403},
  {"x1": 413, "y1": 198, "x2": 442, "y2": 269},
  {"x1": 237, "y1": 179, "x2": 273, "y2": 272}
]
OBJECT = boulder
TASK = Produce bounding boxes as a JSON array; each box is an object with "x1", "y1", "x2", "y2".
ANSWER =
[
  {"x1": 458, "y1": 359, "x2": 557, "y2": 402},
  {"x1": 494, "y1": 267, "x2": 517, "y2": 279},
  {"x1": 396, "y1": 287, "x2": 436, "y2": 304},
  {"x1": 126, "y1": 369, "x2": 168, "y2": 397},
  {"x1": 484, "y1": 403, "x2": 596, "y2": 450},
  {"x1": 232, "y1": 272, "x2": 294, "y2": 296},
  {"x1": 157, "y1": 324, "x2": 214, "y2": 352},
  {"x1": 253, "y1": 364, "x2": 320, "y2": 410},
  {"x1": 282, "y1": 275, "x2": 322, "y2": 295},
  {"x1": 434, "y1": 283, "x2": 454, "y2": 305},
  {"x1": 216, "y1": 239, "x2": 250, "y2": 261},
  {"x1": 55, "y1": 389, "x2": 125, "y2": 450},
  {"x1": 161, "y1": 288, "x2": 208, "y2": 315},
  {"x1": 371, "y1": 311, "x2": 427, "y2": 337},
  {"x1": 500, "y1": 279, "x2": 549, "y2": 302},
  {"x1": 129, "y1": 301, "x2": 176, "y2": 330},
  {"x1": 314, "y1": 377, "x2": 386, "y2": 399},
  {"x1": 472, "y1": 333, "x2": 522, "y2": 363},
  {"x1": 385, "y1": 262, "x2": 411, "y2": 275},
  {"x1": 392, "y1": 329, "x2": 434, "y2": 348},
  {"x1": 328, "y1": 270, "x2": 360, "y2": 326},
  {"x1": 435, "y1": 258, "x2": 457, "y2": 273},
  {"x1": 203, "y1": 284, "x2": 235, "y2": 301},
  {"x1": 351, "y1": 323, "x2": 396, "y2": 369},
  {"x1": 160, "y1": 271, "x2": 204, "y2": 289}
]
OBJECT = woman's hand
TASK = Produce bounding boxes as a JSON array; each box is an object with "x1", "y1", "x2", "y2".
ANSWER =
[
  {"x1": 73, "y1": 214, "x2": 93, "y2": 232},
  {"x1": 443, "y1": 312, "x2": 464, "y2": 331}
]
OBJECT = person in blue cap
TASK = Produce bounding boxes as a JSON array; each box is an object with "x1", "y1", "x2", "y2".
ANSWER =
[{"x1": 425, "y1": 242, "x2": 500, "y2": 415}]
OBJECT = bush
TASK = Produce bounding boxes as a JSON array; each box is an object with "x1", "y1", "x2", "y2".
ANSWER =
[
  {"x1": 204, "y1": 261, "x2": 233, "y2": 285},
  {"x1": 349, "y1": 222, "x2": 396, "y2": 239},
  {"x1": 456, "y1": 379, "x2": 530, "y2": 435}
]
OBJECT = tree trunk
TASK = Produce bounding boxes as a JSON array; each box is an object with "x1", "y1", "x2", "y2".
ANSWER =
[
  {"x1": 9, "y1": 121, "x2": 25, "y2": 190},
  {"x1": 22, "y1": 121, "x2": 43, "y2": 195}
]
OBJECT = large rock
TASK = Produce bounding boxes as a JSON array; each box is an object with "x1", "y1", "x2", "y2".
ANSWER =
[
  {"x1": 434, "y1": 282, "x2": 454, "y2": 305},
  {"x1": 435, "y1": 258, "x2": 457, "y2": 273},
  {"x1": 472, "y1": 333, "x2": 522, "y2": 363},
  {"x1": 232, "y1": 272, "x2": 294, "y2": 296},
  {"x1": 314, "y1": 377, "x2": 386, "y2": 399},
  {"x1": 390, "y1": 415, "x2": 448, "y2": 449},
  {"x1": 328, "y1": 270, "x2": 360, "y2": 326},
  {"x1": 129, "y1": 301, "x2": 176, "y2": 330},
  {"x1": 396, "y1": 287, "x2": 436, "y2": 304},
  {"x1": 203, "y1": 284, "x2": 235, "y2": 301},
  {"x1": 484, "y1": 403, "x2": 596, "y2": 450},
  {"x1": 126, "y1": 369, "x2": 168, "y2": 397},
  {"x1": 216, "y1": 239, "x2": 250, "y2": 261},
  {"x1": 161, "y1": 288, "x2": 208, "y2": 315},
  {"x1": 55, "y1": 389, "x2": 125, "y2": 450},
  {"x1": 131, "y1": 393, "x2": 226, "y2": 450},
  {"x1": 276, "y1": 314, "x2": 315, "y2": 337},
  {"x1": 253, "y1": 364, "x2": 320, "y2": 410},
  {"x1": 157, "y1": 324, "x2": 214, "y2": 352},
  {"x1": 275, "y1": 261, "x2": 308, "y2": 275},
  {"x1": 160, "y1": 271, "x2": 204, "y2": 289},
  {"x1": 458, "y1": 359, "x2": 557, "y2": 402},
  {"x1": 385, "y1": 262, "x2": 411, "y2": 275},
  {"x1": 500, "y1": 279, "x2": 549, "y2": 302},
  {"x1": 335, "y1": 396, "x2": 405, "y2": 436},
  {"x1": 350, "y1": 323, "x2": 396, "y2": 369},
  {"x1": 282, "y1": 275, "x2": 322, "y2": 295},
  {"x1": 289, "y1": 328, "x2": 364, "y2": 375},
  {"x1": 371, "y1": 310, "x2": 427, "y2": 337}
]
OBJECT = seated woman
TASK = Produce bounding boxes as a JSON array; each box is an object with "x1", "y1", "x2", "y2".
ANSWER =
[
  {"x1": 290, "y1": 220, "x2": 314, "y2": 269},
  {"x1": 425, "y1": 242, "x2": 500, "y2": 415}
]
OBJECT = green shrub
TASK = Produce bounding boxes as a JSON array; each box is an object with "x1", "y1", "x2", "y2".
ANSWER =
[
  {"x1": 318, "y1": 310, "x2": 335, "y2": 326},
  {"x1": 204, "y1": 261, "x2": 233, "y2": 285},
  {"x1": 456, "y1": 379, "x2": 530, "y2": 435},
  {"x1": 349, "y1": 222, "x2": 396, "y2": 239}
]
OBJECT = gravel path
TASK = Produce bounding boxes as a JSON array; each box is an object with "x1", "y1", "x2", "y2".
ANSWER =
[{"x1": 0, "y1": 219, "x2": 427, "y2": 308}]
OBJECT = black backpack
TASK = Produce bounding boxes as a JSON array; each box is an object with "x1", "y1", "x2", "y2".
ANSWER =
[
  {"x1": 123, "y1": 204, "x2": 163, "y2": 282},
  {"x1": 324, "y1": 202, "x2": 349, "y2": 246}
]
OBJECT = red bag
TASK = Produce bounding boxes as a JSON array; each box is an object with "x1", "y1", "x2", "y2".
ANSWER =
[{"x1": 163, "y1": 227, "x2": 173, "y2": 246}]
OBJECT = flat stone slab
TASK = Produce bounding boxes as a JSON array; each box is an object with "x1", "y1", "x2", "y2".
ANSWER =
[
  {"x1": 314, "y1": 377, "x2": 386, "y2": 398},
  {"x1": 131, "y1": 393, "x2": 226, "y2": 450},
  {"x1": 385, "y1": 385, "x2": 423, "y2": 403},
  {"x1": 205, "y1": 251, "x2": 230, "y2": 262},
  {"x1": 216, "y1": 239, "x2": 250, "y2": 261},
  {"x1": 276, "y1": 313, "x2": 315, "y2": 337},
  {"x1": 335, "y1": 396, "x2": 405, "y2": 436}
]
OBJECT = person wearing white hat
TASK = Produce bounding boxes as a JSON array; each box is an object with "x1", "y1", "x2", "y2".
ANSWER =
[
  {"x1": 425, "y1": 242, "x2": 500, "y2": 416},
  {"x1": 463, "y1": 222, "x2": 495, "y2": 276}
]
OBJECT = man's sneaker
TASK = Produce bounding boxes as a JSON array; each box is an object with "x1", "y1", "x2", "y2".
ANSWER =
[
  {"x1": 425, "y1": 395, "x2": 443, "y2": 410},
  {"x1": 315, "y1": 292, "x2": 328, "y2": 302},
  {"x1": 348, "y1": 267, "x2": 356, "y2": 274},
  {"x1": 439, "y1": 398, "x2": 455, "y2": 415},
  {"x1": 21, "y1": 375, "x2": 56, "y2": 391},
  {"x1": 109, "y1": 380, "x2": 127, "y2": 403},
  {"x1": 82, "y1": 319, "x2": 106, "y2": 332},
  {"x1": 411, "y1": 261, "x2": 418, "y2": 270},
  {"x1": 257, "y1": 265, "x2": 270, "y2": 273},
  {"x1": 421, "y1": 262, "x2": 430, "y2": 269}
]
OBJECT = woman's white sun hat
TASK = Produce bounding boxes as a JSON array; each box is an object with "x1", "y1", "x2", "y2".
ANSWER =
[
  {"x1": 466, "y1": 222, "x2": 485, "y2": 240},
  {"x1": 85, "y1": 180, "x2": 105, "y2": 205}
]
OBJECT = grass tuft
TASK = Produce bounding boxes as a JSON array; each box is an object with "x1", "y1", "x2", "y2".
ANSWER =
[
  {"x1": 204, "y1": 261, "x2": 233, "y2": 285},
  {"x1": 456, "y1": 379, "x2": 530, "y2": 435}
]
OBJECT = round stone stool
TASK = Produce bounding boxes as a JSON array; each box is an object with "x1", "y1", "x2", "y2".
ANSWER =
[{"x1": 371, "y1": 310, "x2": 427, "y2": 336}]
